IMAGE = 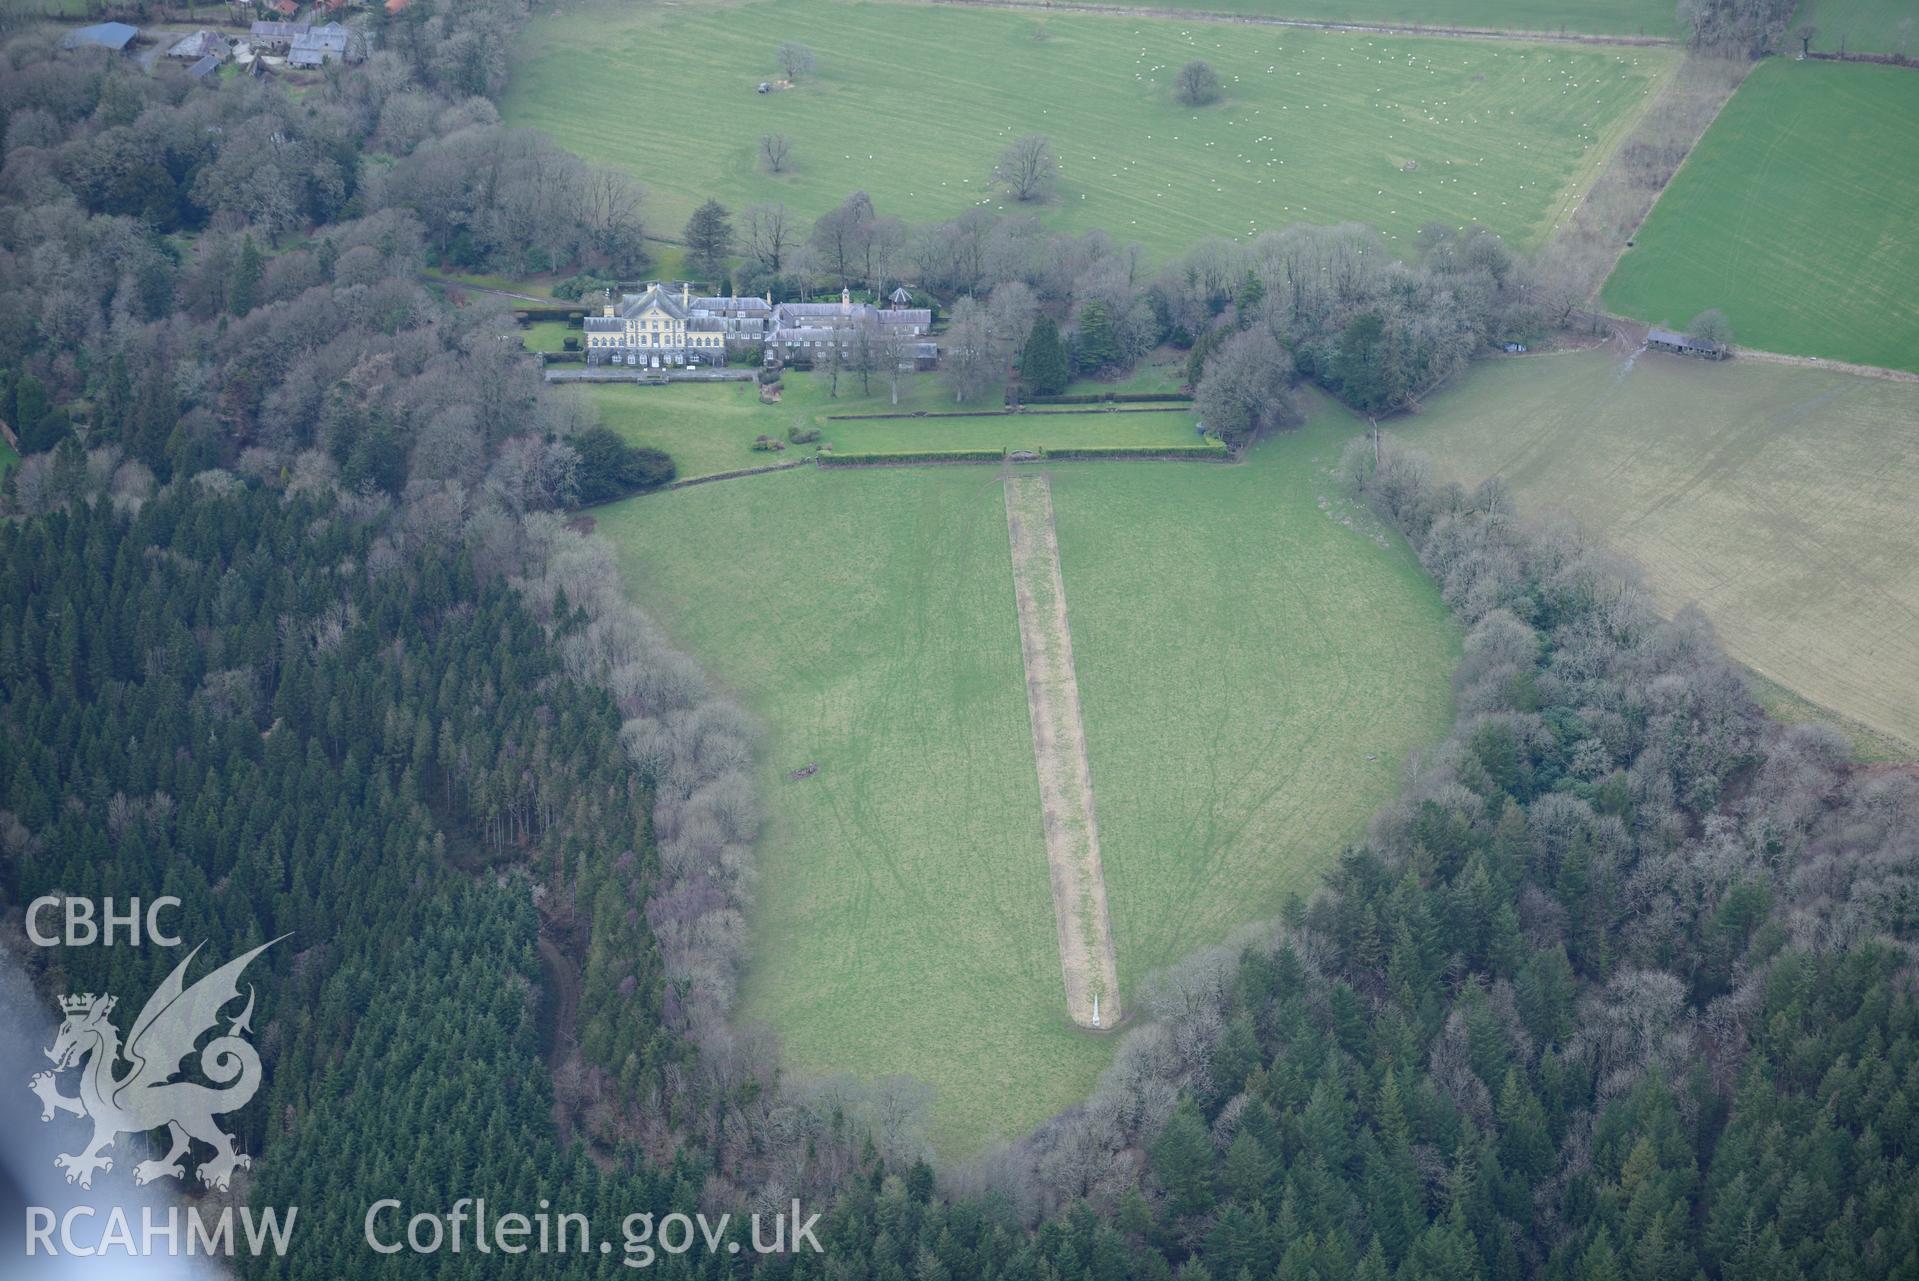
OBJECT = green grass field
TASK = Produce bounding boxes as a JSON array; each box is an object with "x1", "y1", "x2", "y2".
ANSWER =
[
  {"x1": 1047, "y1": 416, "x2": 1459, "y2": 984},
  {"x1": 593, "y1": 403, "x2": 1456, "y2": 1148},
  {"x1": 1390, "y1": 348, "x2": 1919, "y2": 757},
  {"x1": 1064, "y1": 353, "x2": 1190, "y2": 396},
  {"x1": 1603, "y1": 60, "x2": 1919, "y2": 373},
  {"x1": 520, "y1": 320, "x2": 577, "y2": 354},
  {"x1": 984, "y1": 0, "x2": 1678, "y2": 37},
  {"x1": 826, "y1": 408, "x2": 1202, "y2": 454},
  {"x1": 577, "y1": 375, "x2": 956, "y2": 480},
  {"x1": 1789, "y1": 0, "x2": 1918, "y2": 54},
  {"x1": 504, "y1": 0, "x2": 1672, "y2": 260},
  {"x1": 578, "y1": 372, "x2": 1202, "y2": 479}
]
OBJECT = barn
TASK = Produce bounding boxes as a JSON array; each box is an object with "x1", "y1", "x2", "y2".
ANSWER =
[
  {"x1": 60, "y1": 22, "x2": 139, "y2": 52},
  {"x1": 1647, "y1": 327, "x2": 1727, "y2": 360}
]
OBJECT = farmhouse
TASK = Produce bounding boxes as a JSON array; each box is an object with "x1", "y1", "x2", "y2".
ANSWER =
[
  {"x1": 248, "y1": 20, "x2": 309, "y2": 49},
  {"x1": 168, "y1": 30, "x2": 228, "y2": 61},
  {"x1": 1647, "y1": 327, "x2": 1727, "y2": 359},
  {"x1": 583, "y1": 283, "x2": 731, "y2": 368},
  {"x1": 288, "y1": 22, "x2": 354, "y2": 67},
  {"x1": 764, "y1": 288, "x2": 933, "y2": 365}
]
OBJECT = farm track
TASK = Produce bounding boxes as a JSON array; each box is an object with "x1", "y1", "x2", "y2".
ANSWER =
[
  {"x1": 1720, "y1": 346, "x2": 1919, "y2": 384},
  {"x1": 1004, "y1": 474, "x2": 1123, "y2": 1029},
  {"x1": 923, "y1": 0, "x2": 1679, "y2": 45},
  {"x1": 1595, "y1": 314, "x2": 1919, "y2": 384}
]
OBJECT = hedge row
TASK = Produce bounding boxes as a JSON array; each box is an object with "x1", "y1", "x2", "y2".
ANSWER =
[
  {"x1": 1020, "y1": 406, "x2": 1192, "y2": 416},
  {"x1": 1020, "y1": 391, "x2": 1193, "y2": 405},
  {"x1": 824, "y1": 409, "x2": 1013, "y2": 421},
  {"x1": 1038, "y1": 443, "x2": 1229, "y2": 460},
  {"x1": 814, "y1": 443, "x2": 1229, "y2": 467},
  {"x1": 817, "y1": 448, "x2": 1006, "y2": 467}
]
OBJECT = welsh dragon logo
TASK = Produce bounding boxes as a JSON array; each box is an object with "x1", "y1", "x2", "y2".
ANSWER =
[{"x1": 29, "y1": 938, "x2": 282, "y2": 1191}]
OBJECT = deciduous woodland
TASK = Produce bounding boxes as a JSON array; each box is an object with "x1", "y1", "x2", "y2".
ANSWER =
[{"x1": 1, "y1": 0, "x2": 1914, "y2": 1275}]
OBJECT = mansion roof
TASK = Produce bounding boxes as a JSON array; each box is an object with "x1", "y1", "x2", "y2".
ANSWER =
[
  {"x1": 616, "y1": 285, "x2": 687, "y2": 321},
  {"x1": 690, "y1": 296, "x2": 772, "y2": 313}
]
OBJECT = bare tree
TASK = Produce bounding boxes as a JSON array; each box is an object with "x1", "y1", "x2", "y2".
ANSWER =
[
  {"x1": 821, "y1": 328, "x2": 846, "y2": 398},
  {"x1": 881, "y1": 326, "x2": 914, "y2": 406},
  {"x1": 941, "y1": 297, "x2": 1002, "y2": 402},
  {"x1": 993, "y1": 135, "x2": 1057, "y2": 203},
  {"x1": 758, "y1": 133, "x2": 792, "y2": 174},
  {"x1": 1174, "y1": 60, "x2": 1222, "y2": 106},
  {"x1": 1192, "y1": 328, "x2": 1298, "y2": 446},
  {"x1": 848, "y1": 324, "x2": 881, "y2": 396},
  {"x1": 809, "y1": 190, "x2": 876, "y2": 286},
  {"x1": 1687, "y1": 308, "x2": 1733, "y2": 351},
  {"x1": 580, "y1": 166, "x2": 646, "y2": 271},
  {"x1": 743, "y1": 202, "x2": 793, "y2": 275},
  {"x1": 1793, "y1": 22, "x2": 1817, "y2": 53},
  {"x1": 775, "y1": 42, "x2": 815, "y2": 81},
  {"x1": 987, "y1": 281, "x2": 1039, "y2": 356}
]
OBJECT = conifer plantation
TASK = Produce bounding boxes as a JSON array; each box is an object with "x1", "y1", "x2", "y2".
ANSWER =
[{"x1": 2, "y1": 0, "x2": 1915, "y2": 1275}]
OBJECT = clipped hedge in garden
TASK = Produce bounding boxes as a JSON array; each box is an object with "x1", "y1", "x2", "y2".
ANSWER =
[
  {"x1": 824, "y1": 409, "x2": 1013, "y2": 421},
  {"x1": 1037, "y1": 442, "x2": 1229, "y2": 461},
  {"x1": 817, "y1": 448, "x2": 1006, "y2": 467},
  {"x1": 1020, "y1": 406, "x2": 1192, "y2": 416},
  {"x1": 1021, "y1": 391, "x2": 1193, "y2": 405}
]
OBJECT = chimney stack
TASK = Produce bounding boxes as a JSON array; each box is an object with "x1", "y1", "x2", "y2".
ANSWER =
[{"x1": 682, "y1": 282, "x2": 690, "y2": 308}]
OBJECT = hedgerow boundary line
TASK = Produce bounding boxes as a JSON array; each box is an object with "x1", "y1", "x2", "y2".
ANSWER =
[{"x1": 1004, "y1": 473, "x2": 1124, "y2": 1030}]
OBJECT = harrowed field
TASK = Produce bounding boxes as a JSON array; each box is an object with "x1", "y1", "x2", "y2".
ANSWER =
[
  {"x1": 503, "y1": 0, "x2": 1672, "y2": 260},
  {"x1": 1390, "y1": 347, "x2": 1919, "y2": 758},
  {"x1": 1603, "y1": 60, "x2": 1919, "y2": 373},
  {"x1": 593, "y1": 401, "x2": 1457, "y2": 1149}
]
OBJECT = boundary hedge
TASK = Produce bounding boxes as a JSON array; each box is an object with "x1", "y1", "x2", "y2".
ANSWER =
[
  {"x1": 816, "y1": 448, "x2": 1006, "y2": 467},
  {"x1": 1020, "y1": 392, "x2": 1193, "y2": 405},
  {"x1": 824, "y1": 409, "x2": 1013, "y2": 421},
  {"x1": 1020, "y1": 406, "x2": 1191, "y2": 416},
  {"x1": 813, "y1": 443, "x2": 1230, "y2": 467},
  {"x1": 1038, "y1": 443, "x2": 1229, "y2": 461}
]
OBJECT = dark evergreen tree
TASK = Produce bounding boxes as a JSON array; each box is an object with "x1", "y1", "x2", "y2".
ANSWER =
[
  {"x1": 1074, "y1": 300, "x2": 1122, "y2": 373},
  {"x1": 1020, "y1": 314, "x2": 1071, "y2": 395},
  {"x1": 228, "y1": 233, "x2": 264, "y2": 316},
  {"x1": 683, "y1": 199, "x2": 734, "y2": 280}
]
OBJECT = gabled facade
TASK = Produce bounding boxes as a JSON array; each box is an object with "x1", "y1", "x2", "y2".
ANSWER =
[{"x1": 583, "y1": 283, "x2": 731, "y2": 367}]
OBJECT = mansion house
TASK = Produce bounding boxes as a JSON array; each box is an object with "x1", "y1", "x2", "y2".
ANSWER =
[
  {"x1": 580, "y1": 284, "x2": 933, "y2": 369},
  {"x1": 583, "y1": 283, "x2": 744, "y2": 368}
]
